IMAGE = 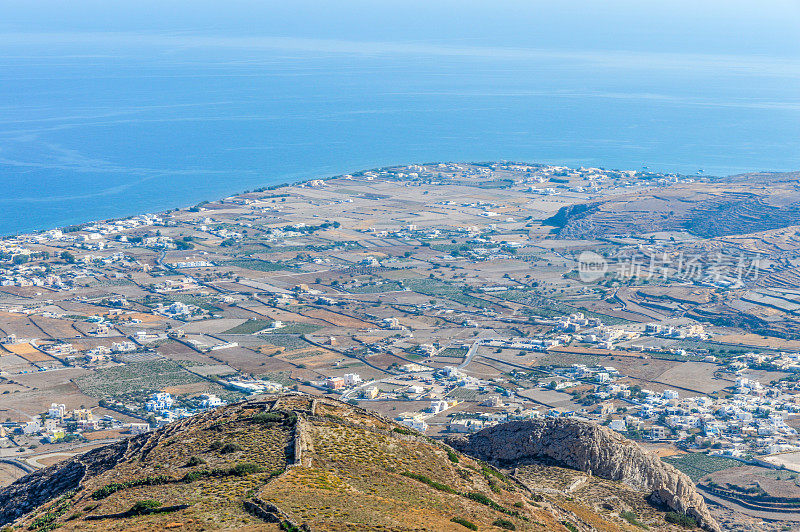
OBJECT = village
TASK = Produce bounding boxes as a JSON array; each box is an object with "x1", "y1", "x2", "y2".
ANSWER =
[{"x1": 0, "y1": 163, "x2": 799, "y2": 524}]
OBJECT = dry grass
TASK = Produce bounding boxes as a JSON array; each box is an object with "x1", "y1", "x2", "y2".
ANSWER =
[
  {"x1": 4, "y1": 343, "x2": 54, "y2": 362},
  {"x1": 13, "y1": 395, "x2": 661, "y2": 532}
]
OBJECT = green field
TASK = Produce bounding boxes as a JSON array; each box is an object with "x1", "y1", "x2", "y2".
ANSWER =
[
  {"x1": 661, "y1": 453, "x2": 744, "y2": 482},
  {"x1": 439, "y1": 347, "x2": 468, "y2": 357},
  {"x1": 348, "y1": 281, "x2": 405, "y2": 293},
  {"x1": 76, "y1": 360, "x2": 209, "y2": 398},
  {"x1": 261, "y1": 323, "x2": 323, "y2": 335},
  {"x1": 447, "y1": 388, "x2": 481, "y2": 401},
  {"x1": 259, "y1": 334, "x2": 314, "y2": 350},
  {"x1": 222, "y1": 259, "x2": 297, "y2": 272},
  {"x1": 222, "y1": 319, "x2": 274, "y2": 334},
  {"x1": 222, "y1": 319, "x2": 322, "y2": 335},
  {"x1": 402, "y1": 278, "x2": 488, "y2": 307}
]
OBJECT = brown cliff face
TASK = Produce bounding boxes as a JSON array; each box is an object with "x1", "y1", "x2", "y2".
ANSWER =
[{"x1": 447, "y1": 417, "x2": 721, "y2": 532}]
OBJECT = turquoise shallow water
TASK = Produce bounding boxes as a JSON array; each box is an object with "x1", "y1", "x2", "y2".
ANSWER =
[{"x1": 0, "y1": 1, "x2": 799, "y2": 235}]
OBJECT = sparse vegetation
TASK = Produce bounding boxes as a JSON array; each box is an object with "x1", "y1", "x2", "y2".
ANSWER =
[
  {"x1": 620, "y1": 510, "x2": 649, "y2": 529},
  {"x1": 220, "y1": 442, "x2": 242, "y2": 453},
  {"x1": 492, "y1": 518, "x2": 516, "y2": 530},
  {"x1": 401, "y1": 471, "x2": 456, "y2": 493},
  {"x1": 75, "y1": 359, "x2": 208, "y2": 398},
  {"x1": 129, "y1": 499, "x2": 161, "y2": 515},
  {"x1": 27, "y1": 491, "x2": 76, "y2": 531},
  {"x1": 463, "y1": 491, "x2": 518, "y2": 516},
  {"x1": 91, "y1": 475, "x2": 171, "y2": 500},
  {"x1": 451, "y1": 516, "x2": 478, "y2": 530},
  {"x1": 665, "y1": 511, "x2": 698, "y2": 528},
  {"x1": 185, "y1": 455, "x2": 206, "y2": 467}
]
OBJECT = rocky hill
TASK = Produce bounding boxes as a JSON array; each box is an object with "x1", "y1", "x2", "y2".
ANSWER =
[
  {"x1": 447, "y1": 418, "x2": 720, "y2": 532},
  {"x1": 544, "y1": 186, "x2": 800, "y2": 239},
  {"x1": 0, "y1": 394, "x2": 715, "y2": 531}
]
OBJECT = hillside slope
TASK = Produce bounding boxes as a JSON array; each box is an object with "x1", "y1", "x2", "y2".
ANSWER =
[
  {"x1": 448, "y1": 418, "x2": 719, "y2": 532},
  {"x1": 544, "y1": 185, "x2": 800, "y2": 239},
  {"x1": 0, "y1": 394, "x2": 712, "y2": 531}
]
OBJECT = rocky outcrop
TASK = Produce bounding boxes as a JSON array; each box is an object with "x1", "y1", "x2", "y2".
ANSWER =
[
  {"x1": 545, "y1": 191, "x2": 800, "y2": 240},
  {"x1": 0, "y1": 409, "x2": 229, "y2": 526},
  {"x1": 447, "y1": 418, "x2": 721, "y2": 532},
  {"x1": 0, "y1": 437, "x2": 139, "y2": 525}
]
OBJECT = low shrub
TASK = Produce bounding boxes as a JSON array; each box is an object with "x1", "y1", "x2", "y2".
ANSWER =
[
  {"x1": 620, "y1": 510, "x2": 649, "y2": 529},
  {"x1": 185, "y1": 456, "x2": 206, "y2": 467},
  {"x1": 232, "y1": 462, "x2": 264, "y2": 476},
  {"x1": 462, "y1": 492, "x2": 517, "y2": 516},
  {"x1": 480, "y1": 463, "x2": 509, "y2": 483},
  {"x1": 665, "y1": 512, "x2": 698, "y2": 528},
  {"x1": 562, "y1": 521, "x2": 578, "y2": 532},
  {"x1": 252, "y1": 412, "x2": 283, "y2": 424},
  {"x1": 401, "y1": 471, "x2": 456, "y2": 494},
  {"x1": 492, "y1": 518, "x2": 516, "y2": 530},
  {"x1": 91, "y1": 475, "x2": 171, "y2": 500},
  {"x1": 129, "y1": 500, "x2": 161, "y2": 516},
  {"x1": 451, "y1": 517, "x2": 478, "y2": 530},
  {"x1": 182, "y1": 463, "x2": 267, "y2": 483},
  {"x1": 220, "y1": 443, "x2": 242, "y2": 454}
]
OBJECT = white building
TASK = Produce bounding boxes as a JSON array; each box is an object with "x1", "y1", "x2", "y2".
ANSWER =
[
  {"x1": 23, "y1": 420, "x2": 41, "y2": 435},
  {"x1": 430, "y1": 399, "x2": 449, "y2": 414},
  {"x1": 127, "y1": 423, "x2": 151, "y2": 435},
  {"x1": 343, "y1": 373, "x2": 362, "y2": 386},
  {"x1": 199, "y1": 394, "x2": 225, "y2": 408},
  {"x1": 663, "y1": 389, "x2": 680, "y2": 401},
  {"x1": 401, "y1": 419, "x2": 429, "y2": 432},
  {"x1": 48, "y1": 403, "x2": 66, "y2": 419},
  {"x1": 146, "y1": 392, "x2": 174, "y2": 412},
  {"x1": 111, "y1": 341, "x2": 136, "y2": 353},
  {"x1": 608, "y1": 419, "x2": 627, "y2": 432}
]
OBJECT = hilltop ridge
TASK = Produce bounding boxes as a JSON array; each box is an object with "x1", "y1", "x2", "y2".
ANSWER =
[{"x1": 0, "y1": 393, "x2": 717, "y2": 531}]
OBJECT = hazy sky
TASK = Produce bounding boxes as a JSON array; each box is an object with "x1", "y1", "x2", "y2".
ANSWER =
[
  {"x1": 2, "y1": 0, "x2": 798, "y2": 58},
  {"x1": 0, "y1": 1, "x2": 798, "y2": 234}
]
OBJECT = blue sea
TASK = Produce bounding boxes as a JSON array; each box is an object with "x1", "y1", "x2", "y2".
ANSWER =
[{"x1": 1, "y1": 0, "x2": 799, "y2": 236}]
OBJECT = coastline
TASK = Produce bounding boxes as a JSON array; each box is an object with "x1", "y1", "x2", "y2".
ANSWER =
[
  {"x1": 0, "y1": 166, "x2": 363, "y2": 239},
  {"x1": 3, "y1": 160, "x2": 714, "y2": 240}
]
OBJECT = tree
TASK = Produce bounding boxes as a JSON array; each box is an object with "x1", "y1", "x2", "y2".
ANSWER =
[
  {"x1": 12, "y1": 254, "x2": 28, "y2": 265},
  {"x1": 60, "y1": 251, "x2": 76, "y2": 263}
]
